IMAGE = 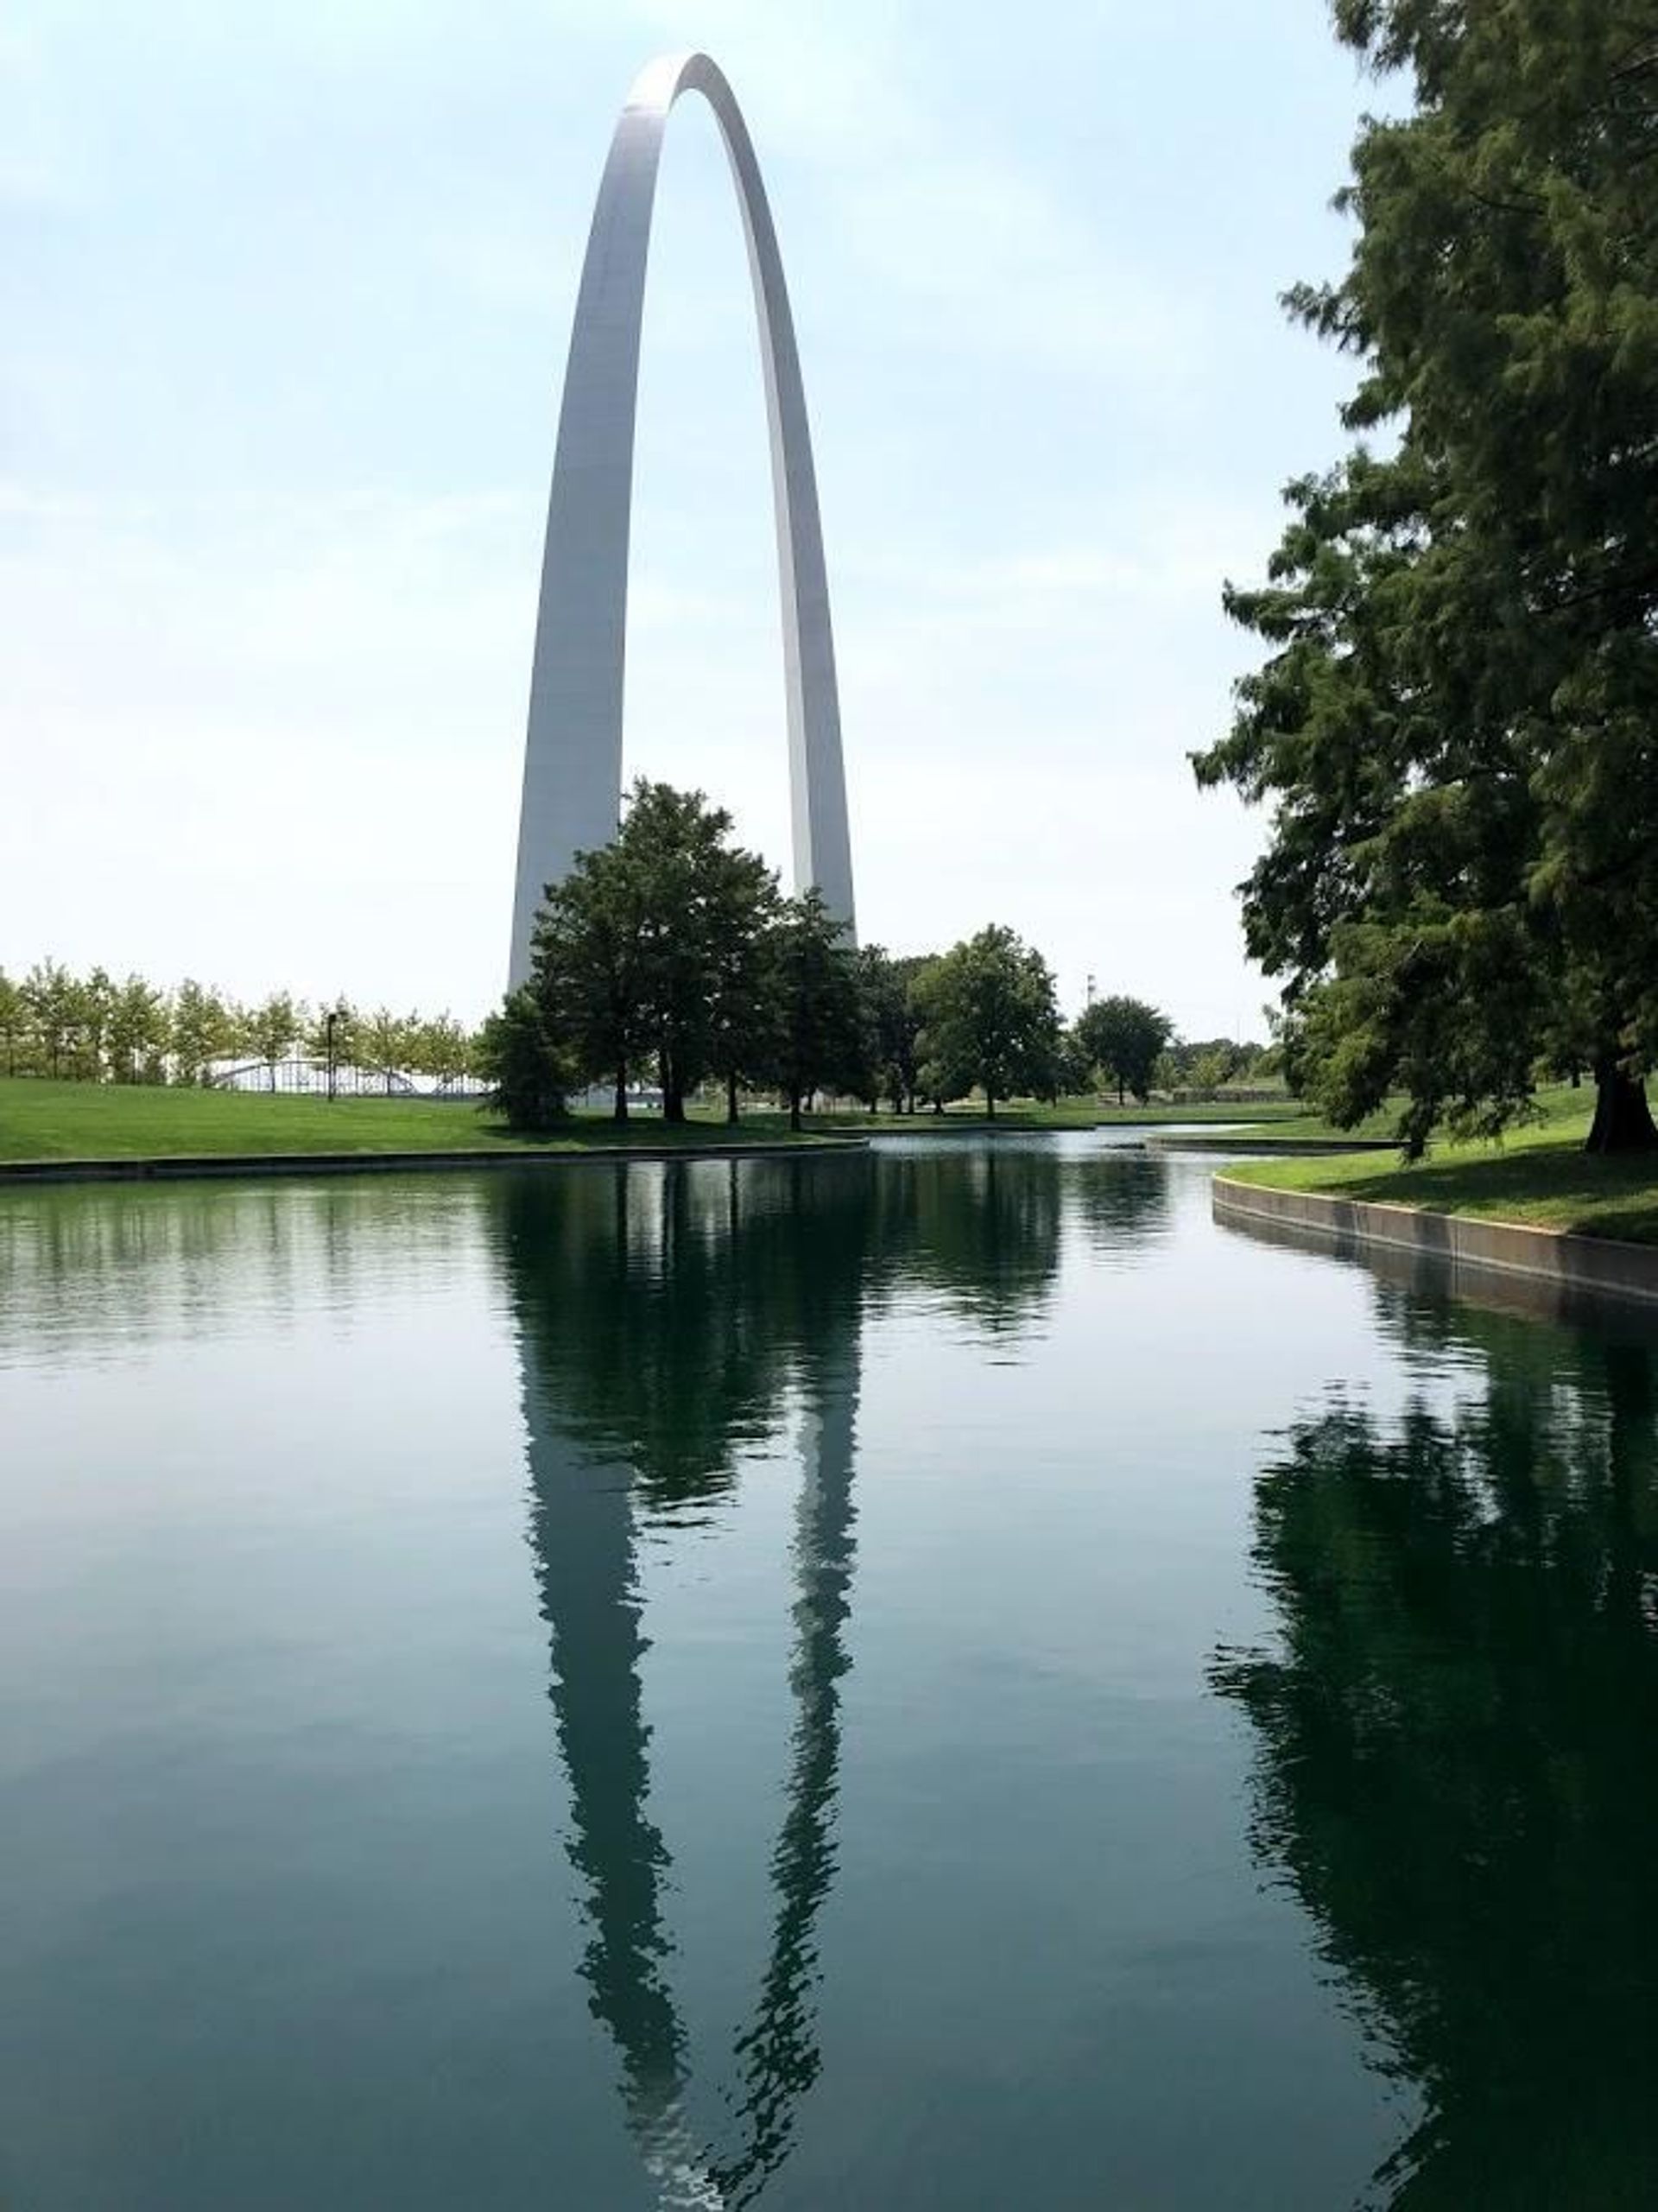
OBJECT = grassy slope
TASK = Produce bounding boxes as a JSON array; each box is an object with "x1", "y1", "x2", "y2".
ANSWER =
[
  {"x1": 834, "y1": 1098, "x2": 1305, "y2": 1132},
  {"x1": 1225, "y1": 1086, "x2": 1658, "y2": 1244},
  {"x1": 0, "y1": 1081, "x2": 1303, "y2": 1164},
  {"x1": 0, "y1": 1081, "x2": 834, "y2": 1162}
]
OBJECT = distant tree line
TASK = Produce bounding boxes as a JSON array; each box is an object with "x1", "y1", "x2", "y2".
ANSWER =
[
  {"x1": 3, "y1": 800, "x2": 1272, "y2": 1124},
  {"x1": 0, "y1": 962, "x2": 478, "y2": 1091},
  {"x1": 480, "y1": 777, "x2": 1274, "y2": 1130}
]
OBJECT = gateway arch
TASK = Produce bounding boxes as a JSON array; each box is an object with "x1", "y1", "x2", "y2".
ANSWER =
[{"x1": 508, "y1": 52, "x2": 857, "y2": 990}]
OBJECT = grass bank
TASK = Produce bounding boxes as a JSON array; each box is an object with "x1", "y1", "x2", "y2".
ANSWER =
[
  {"x1": 833, "y1": 1098, "x2": 1304, "y2": 1134},
  {"x1": 0, "y1": 1081, "x2": 1304, "y2": 1167},
  {"x1": 1225, "y1": 1087, "x2": 1658, "y2": 1244},
  {"x1": 0, "y1": 1081, "x2": 845, "y2": 1165}
]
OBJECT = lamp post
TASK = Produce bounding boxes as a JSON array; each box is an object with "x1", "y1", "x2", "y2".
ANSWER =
[{"x1": 325, "y1": 1002, "x2": 346, "y2": 1101}]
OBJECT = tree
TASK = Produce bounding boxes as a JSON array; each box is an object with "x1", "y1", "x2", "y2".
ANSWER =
[
  {"x1": 418, "y1": 1013, "x2": 471, "y2": 1088},
  {"x1": 359, "y1": 1006, "x2": 408, "y2": 1094},
  {"x1": 477, "y1": 987, "x2": 569, "y2": 1131},
  {"x1": 0, "y1": 970, "x2": 25, "y2": 1077},
  {"x1": 71, "y1": 967, "x2": 114, "y2": 1081},
  {"x1": 301, "y1": 998, "x2": 358, "y2": 1092},
  {"x1": 1194, "y1": 0, "x2": 1658, "y2": 1155},
  {"x1": 532, "y1": 819, "x2": 652, "y2": 1122},
  {"x1": 532, "y1": 777, "x2": 776, "y2": 1123},
  {"x1": 704, "y1": 840, "x2": 782, "y2": 1125},
  {"x1": 248, "y1": 991, "x2": 299, "y2": 1091},
  {"x1": 622, "y1": 782, "x2": 775, "y2": 1122},
  {"x1": 22, "y1": 960, "x2": 76, "y2": 1079},
  {"x1": 764, "y1": 890, "x2": 864, "y2": 1130},
  {"x1": 913, "y1": 926, "x2": 1060, "y2": 1119},
  {"x1": 1054, "y1": 1022, "x2": 1097, "y2": 1100},
  {"x1": 1075, "y1": 994, "x2": 1174, "y2": 1106},
  {"x1": 172, "y1": 979, "x2": 237, "y2": 1086},
  {"x1": 106, "y1": 973, "x2": 169, "y2": 1083},
  {"x1": 859, "y1": 946, "x2": 929, "y2": 1113}
]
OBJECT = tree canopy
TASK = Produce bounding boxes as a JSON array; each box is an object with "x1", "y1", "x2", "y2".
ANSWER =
[
  {"x1": 1076, "y1": 995, "x2": 1173, "y2": 1106},
  {"x1": 0, "y1": 963, "x2": 480, "y2": 1089},
  {"x1": 913, "y1": 926, "x2": 1060, "y2": 1117},
  {"x1": 477, "y1": 986, "x2": 571, "y2": 1132},
  {"x1": 526, "y1": 778, "x2": 871, "y2": 1126},
  {"x1": 1194, "y1": 0, "x2": 1658, "y2": 1154},
  {"x1": 765, "y1": 889, "x2": 865, "y2": 1129}
]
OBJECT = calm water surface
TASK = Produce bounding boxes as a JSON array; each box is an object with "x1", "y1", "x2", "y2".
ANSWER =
[{"x1": 5, "y1": 1134, "x2": 1658, "y2": 2209}]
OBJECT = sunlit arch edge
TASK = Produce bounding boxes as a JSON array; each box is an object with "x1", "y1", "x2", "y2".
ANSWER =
[{"x1": 507, "y1": 50, "x2": 857, "y2": 990}]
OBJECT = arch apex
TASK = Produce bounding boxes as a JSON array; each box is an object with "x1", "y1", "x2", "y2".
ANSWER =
[{"x1": 507, "y1": 51, "x2": 857, "y2": 992}]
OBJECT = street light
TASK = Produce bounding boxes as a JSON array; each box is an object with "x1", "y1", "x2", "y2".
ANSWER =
[{"x1": 325, "y1": 1001, "x2": 347, "y2": 1101}]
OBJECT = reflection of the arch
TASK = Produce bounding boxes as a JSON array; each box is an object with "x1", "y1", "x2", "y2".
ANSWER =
[
  {"x1": 501, "y1": 1159, "x2": 864, "y2": 2205},
  {"x1": 1212, "y1": 1262, "x2": 1658, "y2": 2206}
]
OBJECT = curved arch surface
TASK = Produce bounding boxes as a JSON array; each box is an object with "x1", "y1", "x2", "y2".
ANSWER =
[{"x1": 508, "y1": 50, "x2": 857, "y2": 988}]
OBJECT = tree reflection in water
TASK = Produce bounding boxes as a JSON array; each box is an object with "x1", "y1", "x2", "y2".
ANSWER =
[
  {"x1": 1212, "y1": 1282, "x2": 1658, "y2": 2208},
  {"x1": 498, "y1": 1157, "x2": 869, "y2": 2205},
  {"x1": 495, "y1": 1139, "x2": 1164, "y2": 2204}
]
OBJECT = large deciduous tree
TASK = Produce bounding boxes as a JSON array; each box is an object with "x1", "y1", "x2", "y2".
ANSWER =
[
  {"x1": 858, "y1": 945, "x2": 929, "y2": 1114},
  {"x1": 914, "y1": 926, "x2": 1060, "y2": 1118},
  {"x1": 529, "y1": 777, "x2": 778, "y2": 1123},
  {"x1": 477, "y1": 986, "x2": 569, "y2": 1131},
  {"x1": 1194, "y1": 0, "x2": 1658, "y2": 1155},
  {"x1": 1076, "y1": 994, "x2": 1174, "y2": 1106},
  {"x1": 765, "y1": 889, "x2": 864, "y2": 1130},
  {"x1": 704, "y1": 840, "x2": 782, "y2": 1125},
  {"x1": 531, "y1": 818, "x2": 651, "y2": 1121}
]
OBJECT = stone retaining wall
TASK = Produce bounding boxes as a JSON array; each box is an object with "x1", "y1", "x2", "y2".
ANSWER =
[{"x1": 1212, "y1": 1171, "x2": 1658, "y2": 1308}]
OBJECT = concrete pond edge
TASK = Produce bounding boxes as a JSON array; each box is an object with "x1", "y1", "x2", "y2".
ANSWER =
[{"x1": 1212, "y1": 1170, "x2": 1658, "y2": 1309}]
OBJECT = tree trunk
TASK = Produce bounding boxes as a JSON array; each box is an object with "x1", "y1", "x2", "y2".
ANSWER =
[
  {"x1": 660, "y1": 1049, "x2": 686, "y2": 1125},
  {"x1": 789, "y1": 1088, "x2": 802, "y2": 1132},
  {"x1": 725, "y1": 1069, "x2": 739, "y2": 1125},
  {"x1": 1117, "y1": 1076, "x2": 1125, "y2": 1106},
  {"x1": 1586, "y1": 1062, "x2": 1658, "y2": 1154},
  {"x1": 986, "y1": 1090, "x2": 996, "y2": 1119},
  {"x1": 613, "y1": 1063, "x2": 629, "y2": 1123}
]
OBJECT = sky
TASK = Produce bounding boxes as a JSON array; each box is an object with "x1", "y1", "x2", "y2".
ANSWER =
[{"x1": 2, "y1": 1, "x2": 1388, "y2": 1036}]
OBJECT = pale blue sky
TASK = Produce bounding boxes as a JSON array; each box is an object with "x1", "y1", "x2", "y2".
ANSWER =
[{"x1": 3, "y1": 1, "x2": 1381, "y2": 1032}]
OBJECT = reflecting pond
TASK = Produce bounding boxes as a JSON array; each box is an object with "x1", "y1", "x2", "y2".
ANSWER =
[{"x1": 4, "y1": 1133, "x2": 1658, "y2": 2208}]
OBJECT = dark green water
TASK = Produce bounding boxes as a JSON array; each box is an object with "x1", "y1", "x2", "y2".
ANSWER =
[{"x1": 4, "y1": 1134, "x2": 1658, "y2": 2209}]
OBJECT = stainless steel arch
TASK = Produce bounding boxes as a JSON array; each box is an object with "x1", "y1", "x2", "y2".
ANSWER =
[{"x1": 507, "y1": 50, "x2": 857, "y2": 990}]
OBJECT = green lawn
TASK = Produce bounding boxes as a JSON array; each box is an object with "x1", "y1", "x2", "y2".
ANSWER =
[
  {"x1": 0, "y1": 1081, "x2": 841, "y2": 1163},
  {"x1": 1224, "y1": 1087, "x2": 1658, "y2": 1243},
  {"x1": 0, "y1": 1081, "x2": 1308, "y2": 1166},
  {"x1": 817, "y1": 1096, "x2": 1304, "y2": 1134}
]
